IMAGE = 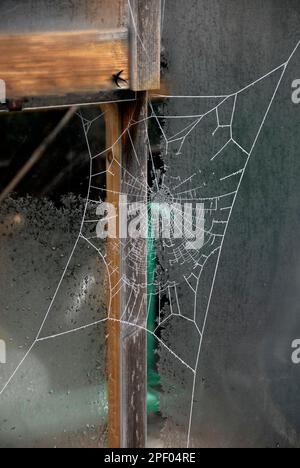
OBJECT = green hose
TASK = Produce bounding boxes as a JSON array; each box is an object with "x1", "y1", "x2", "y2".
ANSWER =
[{"x1": 147, "y1": 204, "x2": 160, "y2": 414}]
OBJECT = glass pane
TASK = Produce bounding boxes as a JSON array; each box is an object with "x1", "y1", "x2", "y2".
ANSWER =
[
  {"x1": 147, "y1": 0, "x2": 300, "y2": 449},
  {"x1": 0, "y1": 108, "x2": 109, "y2": 448}
]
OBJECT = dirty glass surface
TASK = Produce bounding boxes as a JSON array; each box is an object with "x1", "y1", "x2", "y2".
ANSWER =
[
  {"x1": 146, "y1": 0, "x2": 300, "y2": 449},
  {"x1": 0, "y1": 108, "x2": 108, "y2": 448}
]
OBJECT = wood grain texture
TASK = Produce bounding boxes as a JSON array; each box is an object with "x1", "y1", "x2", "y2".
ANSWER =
[
  {"x1": 101, "y1": 103, "x2": 122, "y2": 449},
  {"x1": 130, "y1": 0, "x2": 161, "y2": 91},
  {"x1": 103, "y1": 95, "x2": 148, "y2": 448},
  {"x1": 0, "y1": 29, "x2": 129, "y2": 99},
  {"x1": 120, "y1": 93, "x2": 148, "y2": 448}
]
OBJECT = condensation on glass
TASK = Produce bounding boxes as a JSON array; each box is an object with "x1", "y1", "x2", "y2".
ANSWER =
[
  {"x1": 0, "y1": 108, "x2": 108, "y2": 448},
  {"x1": 147, "y1": 0, "x2": 300, "y2": 449}
]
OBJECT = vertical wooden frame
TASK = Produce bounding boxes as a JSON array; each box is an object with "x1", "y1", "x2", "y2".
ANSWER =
[
  {"x1": 130, "y1": 0, "x2": 162, "y2": 91},
  {"x1": 104, "y1": 0, "x2": 161, "y2": 448},
  {"x1": 101, "y1": 103, "x2": 122, "y2": 448},
  {"x1": 120, "y1": 93, "x2": 148, "y2": 448},
  {"x1": 103, "y1": 94, "x2": 148, "y2": 448}
]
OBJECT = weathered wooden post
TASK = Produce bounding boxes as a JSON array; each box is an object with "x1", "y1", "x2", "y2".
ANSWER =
[{"x1": 104, "y1": 1, "x2": 161, "y2": 448}]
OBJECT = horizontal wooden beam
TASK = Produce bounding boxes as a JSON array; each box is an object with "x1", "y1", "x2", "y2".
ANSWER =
[
  {"x1": 0, "y1": 29, "x2": 129, "y2": 99},
  {"x1": 0, "y1": 84, "x2": 169, "y2": 113},
  {"x1": 0, "y1": 91, "x2": 136, "y2": 114}
]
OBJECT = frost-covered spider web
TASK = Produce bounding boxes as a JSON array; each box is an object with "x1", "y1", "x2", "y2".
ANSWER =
[{"x1": 0, "y1": 17, "x2": 299, "y2": 446}]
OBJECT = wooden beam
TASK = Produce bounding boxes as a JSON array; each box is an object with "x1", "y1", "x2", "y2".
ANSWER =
[
  {"x1": 129, "y1": 0, "x2": 161, "y2": 91},
  {"x1": 101, "y1": 103, "x2": 122, "y2": 449},
  {"x1": 0, "y1": 80, "x2": 168, "y2": 113},
  {"x1": 120, "y1": 93, "x2": 148, "y2": 447},
  {"x1": 0, "y1": 91, "x2": 136, "y2": 114},
  {"x1": 0, "y1": 29, "x2": 129, "y2": 100},
  {"x1": 103, "y1": 95, "x2": 148, "y2": 448}
]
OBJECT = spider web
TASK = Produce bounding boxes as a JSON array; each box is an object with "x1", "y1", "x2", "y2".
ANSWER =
[{"x1": 0, "y1": 7, "x2": 299, "y2": 446}]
